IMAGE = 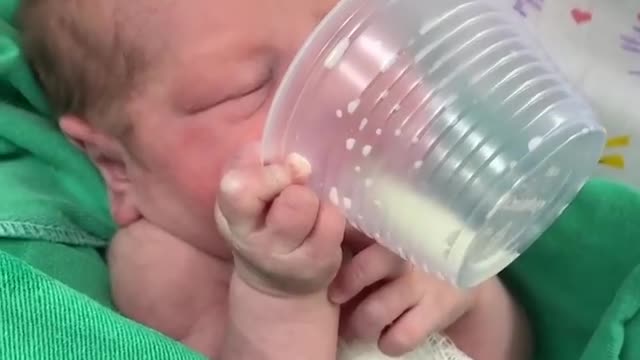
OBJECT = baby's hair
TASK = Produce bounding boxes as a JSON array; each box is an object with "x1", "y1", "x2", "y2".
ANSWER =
[{"x1": 18, "y1": 0, "x2": 146, "y2": 134}]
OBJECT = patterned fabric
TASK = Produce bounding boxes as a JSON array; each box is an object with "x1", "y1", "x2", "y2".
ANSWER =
[
  {"x1": 502, "y1": 0, "x2": 640, "y2": 189},
  {"x1": 338, "y1": 334, "x2": 472, "y2": 360}
]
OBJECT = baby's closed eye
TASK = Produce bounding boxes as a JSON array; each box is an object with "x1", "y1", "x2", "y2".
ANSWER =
[{"x1": 173, "y1": 55, "x2": 274, "y2": 117}]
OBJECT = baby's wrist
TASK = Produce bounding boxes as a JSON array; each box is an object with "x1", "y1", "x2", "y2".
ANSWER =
[
  {"x1": 230, "y1": 265, "x2": 331, "y2": 299},
  {"x1": 225, "y1": 272, "x2": 340, "y2": 359},
  {"x1": 231, "y1": 255, "x2": 334, "y2": 298},
  {"x1": 228, "y1": 271, "x2": 338, "y2": 329}
]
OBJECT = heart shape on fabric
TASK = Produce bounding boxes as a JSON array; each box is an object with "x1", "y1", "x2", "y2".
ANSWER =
[{"x1": 571, "y1": 8, "x2": 592, "y2": 24}]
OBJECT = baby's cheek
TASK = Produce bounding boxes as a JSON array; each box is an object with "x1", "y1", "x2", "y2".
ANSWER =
[
  {"x1": 168, "y1": 158, "x2": 233, "y2": 256},
  {"x1": 165, "y1": 110, "x2": 264, "y2": 221},
  {"x1": 169, "y1": 136, "x2": 227, "y2": 208},
  {"x1": 175, "y1": 159, "x2": 223, "y2": 214}
]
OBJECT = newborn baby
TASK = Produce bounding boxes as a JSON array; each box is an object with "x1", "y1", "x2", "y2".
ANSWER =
[{"x1": 19, "y1": 0, "x2": 531, "y2": 359}]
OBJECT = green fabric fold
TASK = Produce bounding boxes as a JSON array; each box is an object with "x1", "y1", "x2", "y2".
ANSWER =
[
  {"x1": 0, "y1": 1, "x2": 114, "y2": 247},
  {"x1": 0, "y1": 247, "x2": 205, "y2": 360},
  {"x1": 503, "y1": 179, "x2": 640, "y2": 360}
]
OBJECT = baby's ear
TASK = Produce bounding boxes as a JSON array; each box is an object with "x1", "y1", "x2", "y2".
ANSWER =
[{"x1": 59, "y1": 115, "x2": 141, "y2": 226}]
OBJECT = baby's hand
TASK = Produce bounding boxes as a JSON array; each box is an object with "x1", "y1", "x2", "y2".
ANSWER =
[
  {"x1": 215, "y1": 147, "x2": 345, "y2": 297},
  {"x1": 331, "y1": 234, "x2": 477, "y2": 357}
]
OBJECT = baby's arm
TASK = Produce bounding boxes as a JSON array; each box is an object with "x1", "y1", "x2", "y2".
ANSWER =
[
  {"x1": 109, "y1": 223, "x2": 340, "y2": 360},
  {"x1": 223, "y1": 273, "x2": 339, "y2": 359},
  {"x1": 108, "y1": 221, "x2": 232, "y2": 357}
]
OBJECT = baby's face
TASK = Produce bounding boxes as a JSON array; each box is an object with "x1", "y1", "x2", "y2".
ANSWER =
[{"x1": 119, "y1": 0, "x2": 337, "y2": 255}]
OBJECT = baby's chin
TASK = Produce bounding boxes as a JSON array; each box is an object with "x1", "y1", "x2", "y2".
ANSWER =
[{"x1": 337, "y1": 335, "x2": 471, "y2": 360}]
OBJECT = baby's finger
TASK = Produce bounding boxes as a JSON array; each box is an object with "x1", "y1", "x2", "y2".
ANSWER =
[
  {"x1": 217, "y1": 153, "x2": 312, "y2": 239},
  {"x1": 216, "y1": 143, "x2": 263, "y2": 236},
  {"x1": 259, "y1": 184, "x2": 320, "y2": 254},
  {"x1": 377, "y1": 298, "x2": 434, "y2": 356},
  {"x1": 246, "y1": 201, "x2": 345, "y2": 295},
  {"x1": 330, "y1": 243, "x2": 407, "y2": 304},
  {"x1": 272, "y1": 201, "x2": 345, "y2": 286},
  {"x1": 342, "y1": 270, "x2": 424, "y2": 343},
  {"x1": 299, "y1": 201, "x2": 346, "y2": 262},
  {"x1": 217, "y1": 163, "x2": 291, "y2": 239},
  {"x1": 379, "y1": 278, "x2": 472, "y2": 356}
]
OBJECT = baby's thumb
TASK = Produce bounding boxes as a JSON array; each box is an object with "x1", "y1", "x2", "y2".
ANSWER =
[{"x1": 286, "y1": 153, "x2": 312, "y2": 183}]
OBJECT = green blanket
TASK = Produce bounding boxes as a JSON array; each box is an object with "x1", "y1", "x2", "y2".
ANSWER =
[
  {"x1": 502, "y1": 180, "x2": 640, "y2": 360},
  {"x1": 1, "y1": 1, "x2": 639, "y2": 359}
]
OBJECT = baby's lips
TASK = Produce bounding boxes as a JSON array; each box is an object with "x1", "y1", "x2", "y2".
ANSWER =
[{"x1": 286, "y1": 153, "x2": 312, "y2": 182}]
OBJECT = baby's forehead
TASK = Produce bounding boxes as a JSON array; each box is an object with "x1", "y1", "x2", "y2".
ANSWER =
[
  {"x1": 117, "y1": 1, "x2": 268, "y2": 38},
  {"x1": 117, "y1": 0, "x2": 336, "y2": 100},
  {"x1": 118, "y1": 0, "x2": 330, "y2": 53},
  {"x1": 120, "y1": 2, "x2": 288, "y2": 72}
]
